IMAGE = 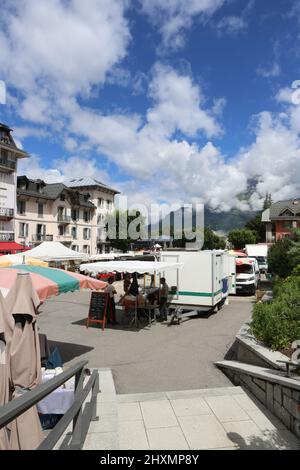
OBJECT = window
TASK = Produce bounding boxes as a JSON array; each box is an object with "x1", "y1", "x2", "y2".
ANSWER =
[
  {"x1": 106, "y1": 200, "x2": 111, "y2": 210},
  {"x1": 283, "y1": 221, "x2": 293, "y2": 229},
  {"x1": 19, "y1": 223, "x2": 28, "y2": 238},
  {"x1": 83, "y1": 210, "x2": 90, "y2": 222},
  {"x1": 17, "y1": 200, "x2": 26, "y2": 215},
  {"x1": 83, "y1": 228, "x2": 91, "y2": 240},
  {"x1": 58, "y1": 225, "x2": 65, "y2": 236},
  {"x1": 83, "y1": 245, "x2": 90, "y2": 254},
  {"x1": 71, "y1": 208, "x2": 79, "y2": 221},
  {"x1": 71, "y1": 226, "x2": 77, "y2": 239},
  {"x1": 60, "y1": 193, "x2": 66, "y2": 201},
  {"x1": 38, "y1": 202, "x2": 44, "y2": 218}
]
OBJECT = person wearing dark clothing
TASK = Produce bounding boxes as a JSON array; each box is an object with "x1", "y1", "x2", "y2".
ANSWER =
[
  {"x1": 105, "y1": 277, "x2": 118, "y2": 325},
  {"x1": 159, "y1": 277, "x2": 169, "y2": 321},
  {"x1": 128, "y1": 273, "x2": 139, "y2": 296}
]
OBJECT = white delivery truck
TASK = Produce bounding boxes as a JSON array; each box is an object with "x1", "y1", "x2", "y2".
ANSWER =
[
  {"x1": 160, "y1": 250, "x2": 235, "y2": 313},
  {"x1": 245, "y1": 244, "x2": 268, "y2": 273}
]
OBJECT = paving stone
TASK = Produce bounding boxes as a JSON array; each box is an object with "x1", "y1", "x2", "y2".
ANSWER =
[
  {"x1": 146, "y1": 426, "x2": 189, "y2": 450},
  {"x1": 222, "y1": 420, "x2": 264, "y2": 440},
  {"x1": 166, "y1": 387, "x2": 243, "y2": 400},
  {"x1": 83, "y1": 432, "x2": 119, "y2": 450},
  {"x1": 118, "y1": 402, "x2": 142, "y2": 422},
  {"x1": 247, "y1": 409, "x2": 286, "y2": 432},
  {"x1": 117, "y1": 392, "x2": 167, "y2": 403},
  {"x1": 119, "y1": 420, "x2": 149, "y2": 450},
  {"x1": 178, "y1": 414, "x2": 236, "y2": 450},
  {"x1": 88, "y1": 414, "x2": 118, "y2": 433},
  {"x1": 232, "y1": 393, "x2": 260, "y2": 412},
  {"x1": 170, "y1": 397, "x2": 212, "y2": 417},
  {"x1": 204, "y1": 395, "x2": 249, "y2": 423},
  {"x1": 140, "y1": 400, "x2": 178, "y2": 429}
]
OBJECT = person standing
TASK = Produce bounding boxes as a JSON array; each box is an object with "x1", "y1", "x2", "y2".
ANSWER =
[
  {"x1": 105, "y1": 277, "x2": 118, "y2": 325},
  {"x1": 159, "y1": 277, "x2": 169, "y2": 321}
]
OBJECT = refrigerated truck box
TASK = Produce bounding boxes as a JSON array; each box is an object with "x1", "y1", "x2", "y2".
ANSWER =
[{"x1": 160, "y1": 250, "x2": 231, "y2": 312}]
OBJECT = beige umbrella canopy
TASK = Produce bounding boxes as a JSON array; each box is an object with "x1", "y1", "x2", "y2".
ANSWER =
[
  {"x1": 0, "y1": 292, "x2": 11, "y2": 450},
  {"x1": 5, "y1": 273, "x2": 44, "y2": 450}
]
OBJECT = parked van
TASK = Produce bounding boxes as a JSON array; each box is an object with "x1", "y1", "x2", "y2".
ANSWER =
[{"x1": 235, "y1": 258, "x2": 259, "y2": 295}]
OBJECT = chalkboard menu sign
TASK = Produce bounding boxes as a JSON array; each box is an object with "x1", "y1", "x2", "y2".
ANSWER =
[{"x1": 86, "y1": 292, "x2": 109, "y2": 330}]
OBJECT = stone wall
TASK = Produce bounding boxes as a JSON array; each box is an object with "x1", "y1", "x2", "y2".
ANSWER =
[{"x1": 217, "y1": 361, "x2": 300, "y2": 438}]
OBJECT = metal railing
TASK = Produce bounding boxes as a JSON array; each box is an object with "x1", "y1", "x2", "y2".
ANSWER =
[
  {"x1": 57, "y1": 214, "x2": 71, "y2": 223},
  {"x1": 32, "y1": 234, "x2": 54, "y2": 242},
  {"x1": 0, "y1": 232, "x2": 14, "y2": 241},
  {"x1": 0, "y1": 360, "x2": 99, "y2": 450},
  {"x1": 0, "y1": 208, "x2": 14, "y2": 218}
]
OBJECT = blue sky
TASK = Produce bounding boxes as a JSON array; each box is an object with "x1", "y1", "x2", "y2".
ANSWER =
[{"x1": 0, "y1": 0, "x2": 300, "y2": 211}]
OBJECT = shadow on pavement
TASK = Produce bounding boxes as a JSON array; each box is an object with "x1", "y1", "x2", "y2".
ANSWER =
[
  {"x1": 227, "y1": 431, "x2": 299, "y2": 450},
  {"x1": 48, "y1": 340, "x2": 94, "y2": 363}
]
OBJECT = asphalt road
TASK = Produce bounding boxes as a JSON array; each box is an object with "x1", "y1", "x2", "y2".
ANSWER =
[{"x1": 37, "y1": 292, "x2": 254, "y2": 394}]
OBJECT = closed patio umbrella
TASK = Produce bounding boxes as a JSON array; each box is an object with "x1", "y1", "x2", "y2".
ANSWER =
[
  {"x1": 5, "y1": 273, "x2": 44, "y2": 450},
  {"x1": 0, "y1": 292, "x2": 11, "y2": 450}
]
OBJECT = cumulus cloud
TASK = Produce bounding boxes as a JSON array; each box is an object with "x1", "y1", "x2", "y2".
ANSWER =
[
  {"x1": 139, "y1": 0, "x2": 226, "y2": 50},
  {"x1": 0, "y1": 0, "x2": 130, "y2": 96}
]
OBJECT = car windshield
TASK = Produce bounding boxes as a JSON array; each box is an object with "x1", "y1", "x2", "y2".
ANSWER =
[
  {"x1": 256, "y1": 256, "x2": 266, "y2": 263},
  {"x1": 236, "y1": 264, "x2": 253, "y2": 275}
]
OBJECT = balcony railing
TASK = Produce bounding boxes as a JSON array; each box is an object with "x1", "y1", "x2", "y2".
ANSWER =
[
  {"x1": 57, "y1": 214, "x2": 71, "y2": 223},
  {"x1": 0, "y1": 208, "x2": 14, "y2": 219},
  {"x1": 0, "y1": 157, "x2": 16, "y2": 171},
  {"x1": 0, "y1": 232, "x2": 14, "y2": 241},
  {"x1": 32, "y1": 234, "x2": 54, "y2": 242}
]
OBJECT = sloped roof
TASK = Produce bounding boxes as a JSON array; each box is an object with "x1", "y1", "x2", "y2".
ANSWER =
[
  {"x1": 66, "y1": 177, "x2": 119, "y2": 194},
  {"x1": 17, "y1": 177, "x2": 95, "y2": 208},
  {"x1": 269, "y1": 199, "x2": 300, "y2": 219}
]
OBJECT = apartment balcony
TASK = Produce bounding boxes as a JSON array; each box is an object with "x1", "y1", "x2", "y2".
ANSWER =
[
  {"x1": 56, "y1": 235, "x2": 72, "y2": 242},
  {"x1": 0, "y1": 208, "x2": 14, "y2": 220},
  {"x1": 57, "y1": 214, "x2": 71, "y2": 224},
  {"x1": 0, "y1": 157, "x2": 16, "y2": 173},
  {"x1": 0, "y1": 232, "x2": 14, "y2": 241},
  {"x1": 32, "y1": 234, "x2": 54, "y2": 243}
]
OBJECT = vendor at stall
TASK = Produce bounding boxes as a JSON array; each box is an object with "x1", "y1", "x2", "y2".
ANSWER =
[
  {"x1": 105, "y1": 277, "x2": 118, "y2": 325},
  {"x1": 159, "y1": 277, "x2": 169, "y2": 321}
]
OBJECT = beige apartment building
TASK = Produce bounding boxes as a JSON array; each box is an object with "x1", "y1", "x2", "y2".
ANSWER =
[
  {"x1": 15, "y1": 176, "x2": 119, "y2": 256},
  {"x1": 0, "y1": 123, "x2": 29, "y2": 245}
]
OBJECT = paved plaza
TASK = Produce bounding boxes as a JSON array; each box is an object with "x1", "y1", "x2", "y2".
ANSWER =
[
  {"x1": 37, "y1": 290, "x2": 299, "y2": 450},
  {"x1": 37, "y1": 289, "x2": 254, "y2": 394}
]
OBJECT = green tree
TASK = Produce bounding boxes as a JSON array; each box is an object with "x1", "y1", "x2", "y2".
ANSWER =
[
  {"x1": 105, "y1": 210, "x2": 146, "y2": 253},
  {"x1": 244, "y1": 214, "x2": 265, "y2": 243},
  {"x1": 228, "y1": 228, "x2": 257, "y2": 249},
  {"x1": 268, "y1": 229, "x2": 300, "y2": 278},
  {"x1": 202, "y1": 227, "x2": 226, "y2": 250}
]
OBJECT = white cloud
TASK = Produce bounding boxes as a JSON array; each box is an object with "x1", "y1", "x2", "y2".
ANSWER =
[
  {"x1": 216, "y1": 16, "x2": 247, "y2": 35},
  {"x1": 18, "y1": 154, "x2": 111, "y2": 187},
  {"x1": 0, "y1": 0, "x2": 130, "y2": 96},
  {"x1": 139, "y1": 0, "x2": 226, "y2": 50},
  {"x1": 257, "y1": 62, "x2": 281, "y2": 78}
]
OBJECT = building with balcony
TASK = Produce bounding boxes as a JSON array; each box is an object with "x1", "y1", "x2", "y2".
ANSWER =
[
  {"x1": 15, "y1": 176, "x2": 98, "y2": 255},
  {"x1": 0, "y1": 123, "x2": 29, "y2": 251},
  {"x1": 66, "y1": 177, "x2": 119, "y2": 253},
  {"x1": 262, "y1": 198, "x2": 300, "y2": 242}
]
